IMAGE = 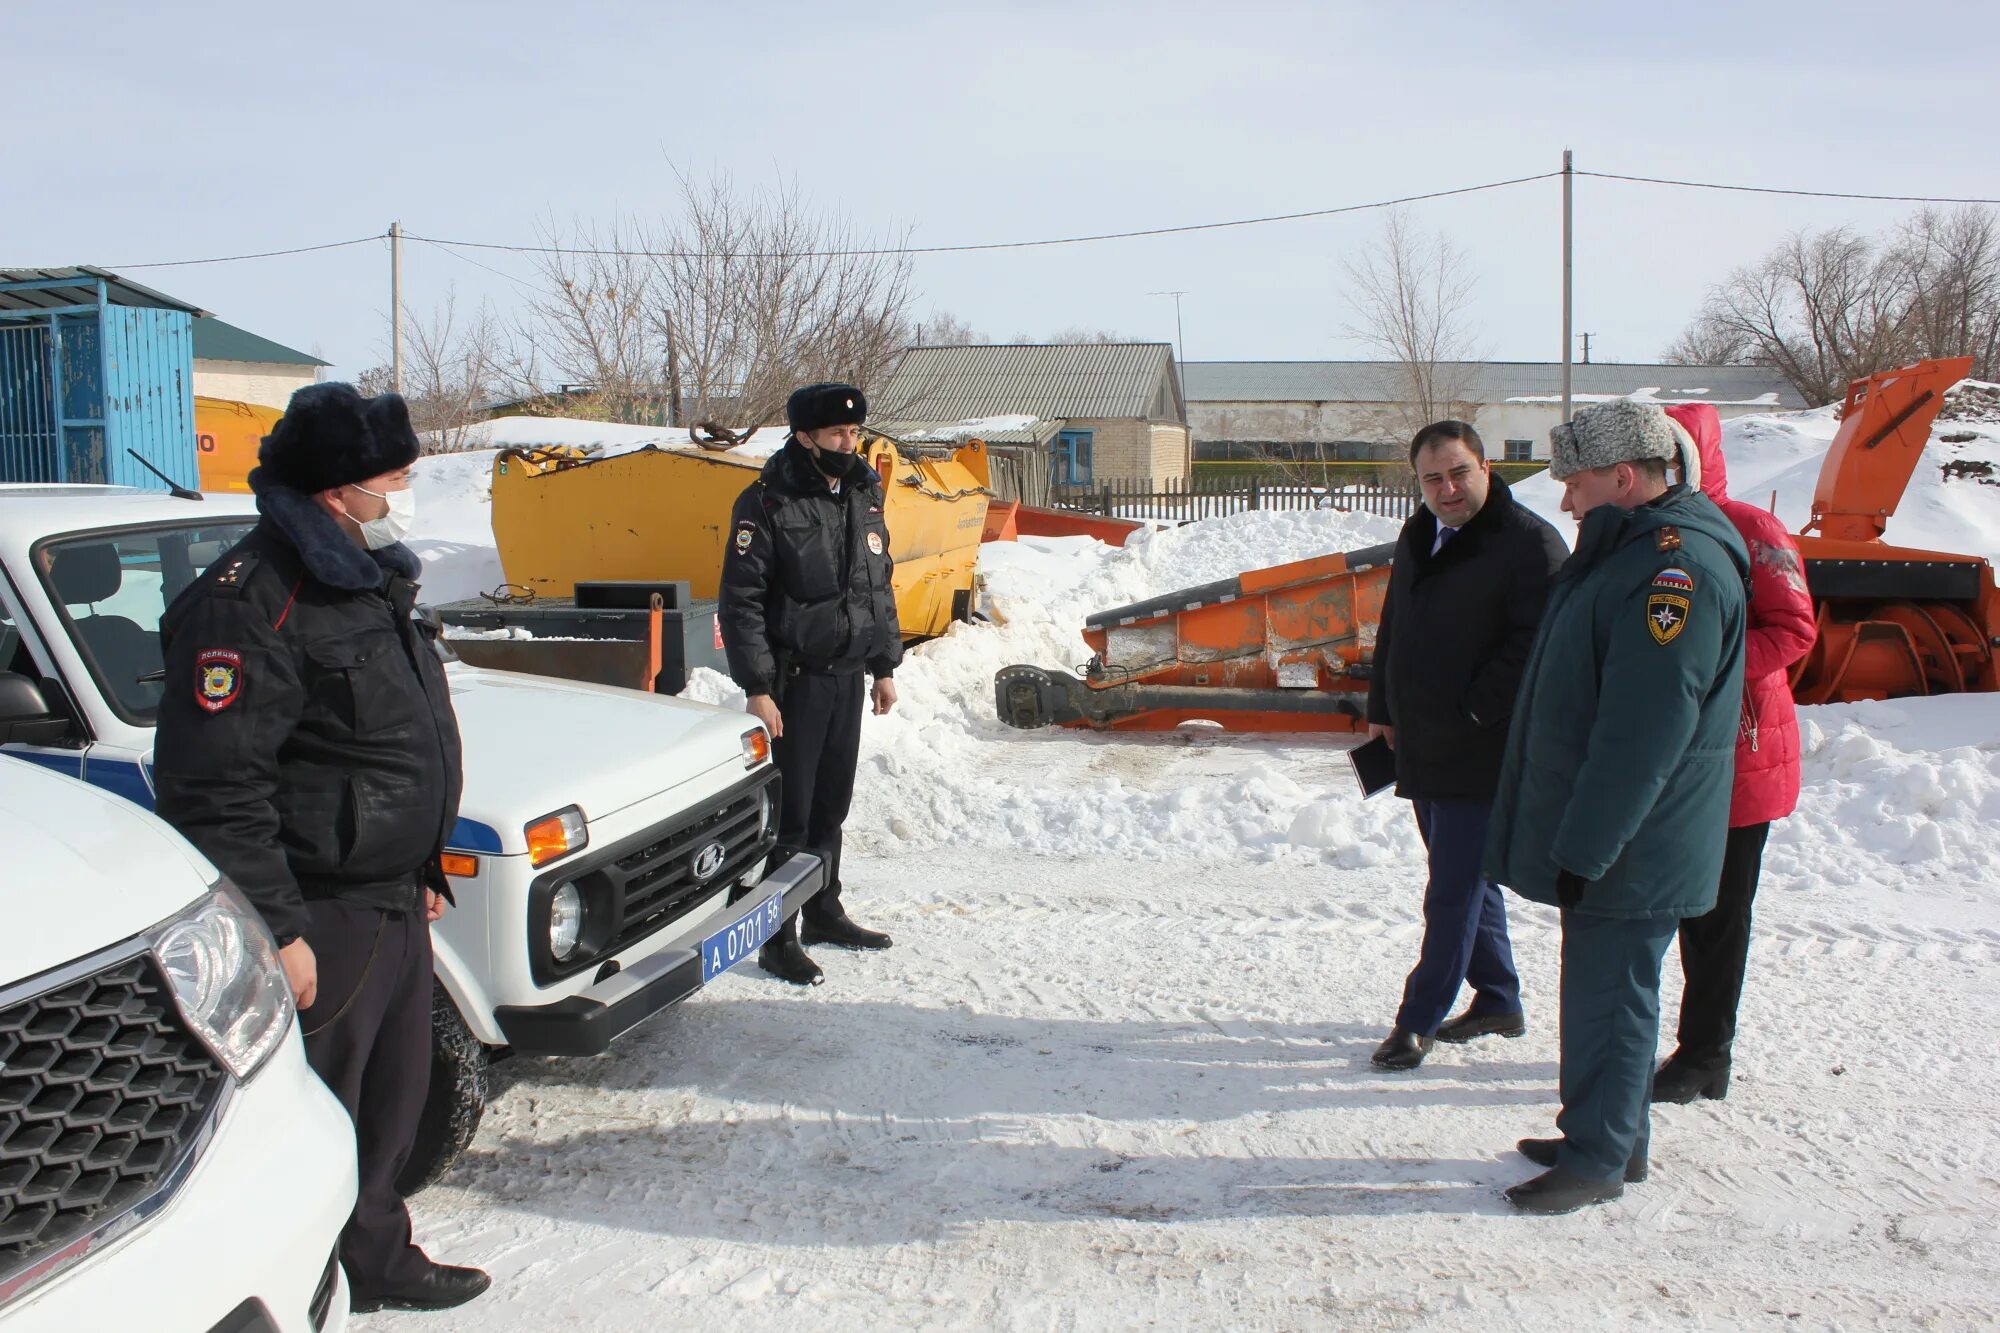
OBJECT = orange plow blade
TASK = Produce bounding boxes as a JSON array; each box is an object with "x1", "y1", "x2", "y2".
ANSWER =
[{"x1": 995, "y1": 541, "x2": 1395, "y2": 732}]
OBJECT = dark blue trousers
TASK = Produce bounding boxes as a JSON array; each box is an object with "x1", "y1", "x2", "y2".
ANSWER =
[
  {"x1": 1555, "y1": 911, "x2": 1679, "y2": 1182},
  {"x1": 1394, "y1": 798, "x2": 1522, "y2": 1036}
]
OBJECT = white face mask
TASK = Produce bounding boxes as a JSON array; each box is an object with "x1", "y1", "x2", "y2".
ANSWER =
[{"x1": 349, "y1": 484, "x2": 417, "y2": 550}]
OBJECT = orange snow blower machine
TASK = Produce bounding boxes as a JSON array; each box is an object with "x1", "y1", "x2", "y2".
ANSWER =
[
  {"x1": 1789, "y1": 355, "x2": 2000, "y2": 703},
  {"x1": 994, "y1": 541, "x2": 1395, "y2": 733},
  {"x1": 996, "y1": 355, "x2": 1999, "y2": 733}
]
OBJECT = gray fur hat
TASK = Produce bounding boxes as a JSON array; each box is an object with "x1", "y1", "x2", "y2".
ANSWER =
[{"x1": 1547, "y1": 399, "x2": 1686, "y2": 482}]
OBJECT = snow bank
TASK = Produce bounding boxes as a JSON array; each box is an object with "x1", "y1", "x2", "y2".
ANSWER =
[
  {"x1": 1513, "y1": 403, "x2": 2000, "y2": 561},
  {"x1": 441, "y1": 416, "x2": 790, "y2": 460}
]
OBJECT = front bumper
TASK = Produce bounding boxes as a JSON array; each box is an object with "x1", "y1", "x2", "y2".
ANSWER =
[
  {"x1": 0, "y1": 1034, "x2": 356, "y2": 1333},
  {"x1": 494, "y1": 851, "x2": 824, "y2": 1057}
]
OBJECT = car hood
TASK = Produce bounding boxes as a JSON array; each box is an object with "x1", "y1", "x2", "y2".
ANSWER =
[
  {"x1": 445, "y1": 664, "x2": 758, "y2": 849},
  {"x1": 0, "y1": 759, "x2": 215, "y2": 986}
]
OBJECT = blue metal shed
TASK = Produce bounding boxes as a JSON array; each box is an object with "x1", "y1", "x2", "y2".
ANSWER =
[{"x1": 0, "y1": 266, "x2": 205, "y2": 490}]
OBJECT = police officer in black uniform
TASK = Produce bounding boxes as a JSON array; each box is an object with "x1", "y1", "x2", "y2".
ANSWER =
[
  {"x1": 718, "y1": 382, "x2": 902, "y2": 985},
  {"x1": 153, "y1": 384, "x2": 491, "y2": 1314}
]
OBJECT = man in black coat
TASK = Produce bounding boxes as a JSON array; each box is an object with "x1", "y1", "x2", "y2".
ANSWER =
[
  {"x1": 1365, "y1": 420, "x2": 1568, "y2": 1070},
  {"x1": 154, "y1": 383, "x2": 490, "y2": 1315},
  {"x1": 718, "y1": 382, "x2": 903, "y2": 985}
]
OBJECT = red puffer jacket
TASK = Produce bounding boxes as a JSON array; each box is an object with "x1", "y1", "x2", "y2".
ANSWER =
[{"x1": 1666, "y1": 404, "x2": 1818, "y2": 827}]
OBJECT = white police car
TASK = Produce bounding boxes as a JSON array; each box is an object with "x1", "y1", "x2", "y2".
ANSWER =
[
  {"x1": 0, "y1": 755, "x2": 356, "y2": 1331},
  {"x1": 0, "y1": 486, "x2": 821, "y2": 1190}
]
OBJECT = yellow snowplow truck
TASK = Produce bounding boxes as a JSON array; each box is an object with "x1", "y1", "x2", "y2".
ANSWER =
[{"x1": 489, "y1": 433, "x2": 992, "y2": 640}]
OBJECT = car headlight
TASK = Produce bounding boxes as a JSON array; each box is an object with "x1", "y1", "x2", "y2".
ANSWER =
[
  {"x1": 152, "y1": 883, "x2": 295, "y2": 1081},
  {"x1": 757, "y1": 786, "x2": 773, "y2": 838},
  {"x1": 549, "y1": 882, "x2": 584, "y2": 962}
]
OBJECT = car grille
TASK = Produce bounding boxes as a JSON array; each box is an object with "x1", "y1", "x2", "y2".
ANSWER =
[
  {"x1": 0, "y1": 953, "x2": 227, "y2": 1294},
  {"x1": 608, "y1": 783, "x2": 771, "y2": 954}
]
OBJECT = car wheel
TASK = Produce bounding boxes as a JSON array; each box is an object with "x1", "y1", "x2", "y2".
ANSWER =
[{"x1": 395, "y1": 981, "x2": 488, "y2": 1196}]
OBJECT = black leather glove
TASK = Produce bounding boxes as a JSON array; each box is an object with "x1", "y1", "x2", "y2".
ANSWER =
[{"x1": 1556, "y1": 869, "x2": 1588, "y2": 911}]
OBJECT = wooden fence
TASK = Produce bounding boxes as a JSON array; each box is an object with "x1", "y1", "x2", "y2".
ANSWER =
[{"x1": 1050, "y1": 474, "x2": 1421, "y2": 522}]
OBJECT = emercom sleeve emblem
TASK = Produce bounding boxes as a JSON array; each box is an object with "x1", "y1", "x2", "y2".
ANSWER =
[{"x1": 1647, "y1": 593, "x2": 1690, "y2": 645}]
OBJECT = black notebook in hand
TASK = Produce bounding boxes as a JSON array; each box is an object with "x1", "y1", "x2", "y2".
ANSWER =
[{"x1": 1347, "y1": 735, "x2": 1397, "y2": 799}]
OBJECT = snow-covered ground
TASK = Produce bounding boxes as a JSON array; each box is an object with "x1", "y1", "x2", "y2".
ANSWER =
[{"x1": 365, "y1": 406, "x2": 2000, "y2": 1331}]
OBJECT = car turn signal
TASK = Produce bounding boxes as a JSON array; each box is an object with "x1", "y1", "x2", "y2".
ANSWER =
[
  {"x1": 440, "y1": 853, "x2": 480, "y2": 879},
  {"x1": 742, "y1": 727, "x2": 771, "y2": 767},
  {"x1": 525, "y1": 806, "x2": 588, "y2": 867}
]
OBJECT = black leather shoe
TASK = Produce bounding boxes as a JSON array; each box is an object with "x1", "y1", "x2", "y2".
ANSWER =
[
  {"x1": 351, "y1": 1263, "x2": 492, "y2": 1314},
  {"x1": 1370, "y1": 1026, "x2": 1431, "y2": 1070},
  {"x1": 801, "y1": 913, "x2": 893, "y2": 950},
  {"x1": 1516, "y1": 1136, "x2": 1648, "y2": 1183},
  {"x1": 1652, "y1": 1059, "x2": 1730, "y2": 1103},
  {"x1": 759, "y1": 935, "x2": 825, "y2": 985},
  {"x1": 1505, "y1": 1166, "x2": 1624, "y2": 1215},
  {"x1": 1434, "y1": 1010, "x2": 1527, "y2": 1044}
]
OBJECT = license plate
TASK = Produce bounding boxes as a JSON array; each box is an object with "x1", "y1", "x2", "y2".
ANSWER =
[{"x1": 700, "y1": 892, "x2": 785, "y2": 983}]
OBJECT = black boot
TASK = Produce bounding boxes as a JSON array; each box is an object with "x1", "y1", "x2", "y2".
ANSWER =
[
  {"x1": 1505, "y1": 1167, "x2": 1624, "y2": 1215},
  {"x1": 1652, "y1": 1058, "x2": 1730, "y2": 1104},
  {"x1": 1516, "y1": 1136, "x2": 1648, "y2": 1183},
  {"x1": 1370, "y1": 1026, "x2": 1431, "y2": 1071},
  {"x1": 1435, "y1": 1010, "x2": 1527, "y2": 1044},
  {"x1": 758, "y1": 917, "x2": 824, "y2": 986},
  {"x1": 351, "y1": 1262, "x2": 492, "y2": 1314},
  {"x1": 801, "y1": 910, "x2": 893, "y2": 951}
]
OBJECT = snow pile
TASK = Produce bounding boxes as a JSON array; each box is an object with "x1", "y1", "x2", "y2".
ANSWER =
[
  {"x1": 1773, "y1": 694, "x2": 2000, "y2": 900},
  {"x1": 1513, "y1": 401, "x2": 2000, "y2": 561},
  {"x1": 441, "y1": 416, "x2": 790, "y2": 460},
  {"x1": 1941, "y1": 378, "x2": 2000, "y2": 424},
  {"x1": 408, "y1": 448, "x2": 507, "y2": 605}
]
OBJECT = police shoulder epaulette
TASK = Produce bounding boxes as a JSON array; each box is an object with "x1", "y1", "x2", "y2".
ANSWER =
[
  {"x1": 1655, "y1": 526, "x2": 1682, "y2": 552},
  {"x1": 208, "y1": 550, "x2": 261, "y2": 598}
]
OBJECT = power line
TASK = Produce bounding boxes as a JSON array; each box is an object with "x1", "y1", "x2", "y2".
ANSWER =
[
  {"x1": 1581, "y1": 170, "x2": 2000, "y2": 206},
  {"x1": 113, "y1": 234, "x2": 384, "y2": 269},
  {"x1": 93, "y1": 167, "x2": 2000, "y2": 272},
  {"x1": 411, "y1": 236, "x2": 540, "y2": 293},
  {"x1": 402, "y1": 172, "x2": 1561, "y2": 260}
]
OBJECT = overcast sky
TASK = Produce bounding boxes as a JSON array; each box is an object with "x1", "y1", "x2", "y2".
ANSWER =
[{"x1": 7, "y1": 0, "x2": 1991, "y2": 382}]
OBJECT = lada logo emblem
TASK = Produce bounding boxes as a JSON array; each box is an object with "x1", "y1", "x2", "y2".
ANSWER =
[{"x1": 691, "y1": 841, "x2": 727, "y2": 881}]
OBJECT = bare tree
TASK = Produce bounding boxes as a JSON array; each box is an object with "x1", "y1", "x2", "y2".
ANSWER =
[
  {"x1": 912, "y1": 310, "x2": 989, "y2": 345},
  {"x1": 512, "y1": 218, "x2": 662, "y2": 423},
  {"x1": 357, "y1": 287, "x2": 511, "y2": 452},
  {"x1": 1663, "y1": 206, "x2": 2000, "y2": 404},
  {"x1": 641, "y1": 172, "x2": 916, "y2": 428},
  {"x1": 1660, "y1": 320, "x2": 1753, "y2": 366},
  {"x1": 1342, "y1": 210, "x2": 1482, "y2": 438}
]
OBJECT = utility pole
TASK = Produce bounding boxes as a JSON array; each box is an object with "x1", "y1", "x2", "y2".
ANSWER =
[
  {"x1": 1579, "y1": 332, "x2": 1594, "y2": 365},
  {"x1": 1149, "y1": 288, "x2": 1187, "y2": 374},
  {"x1": 390, "y1": 221, "x2": 405, "y2": 395},
  {"x1": 1560, "y1": 151, "x2": 1573, "y2": 424}
]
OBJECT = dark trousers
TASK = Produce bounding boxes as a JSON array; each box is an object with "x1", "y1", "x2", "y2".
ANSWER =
[
  {"x1": 1393, "y1": 798, "x2": 1521, "y2": 1036},
  {"x1": 774, "y1": 668, "x2": 865, "y2": 924},
  {"x1": 1672, "y1": 821, "x2": 1771, "y2": 1072},
  {"x1": 298, "y1": 898, "x2": 434, "y2": 1295},
  {"x1": 1555, "y1": 911, "x2": 1678, "y2": 1182}
]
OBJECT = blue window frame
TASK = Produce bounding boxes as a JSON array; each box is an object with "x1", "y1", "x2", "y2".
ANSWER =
[{"x1": 1056, "y1": 429, "x2": 1095, "y2": 486}]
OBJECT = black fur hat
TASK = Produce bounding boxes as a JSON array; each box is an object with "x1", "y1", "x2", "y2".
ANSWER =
[
  {"x1": 255, "y1": 383, "x2": 421, "y2": 494},
  {"x1": 786, "y1": 382, "x2": 868, "y2": 437}
]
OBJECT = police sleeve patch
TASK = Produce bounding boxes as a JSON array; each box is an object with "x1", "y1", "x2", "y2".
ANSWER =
[
  {"x1": 1647, "y1": 593, "x2": 1690, "y2": 645},
  {"x1": 196, "y1": 649, "x2": 243, "y2": 712},
  {"x1": 733, "y1": 520, "x2": 756, "y2": 555}
]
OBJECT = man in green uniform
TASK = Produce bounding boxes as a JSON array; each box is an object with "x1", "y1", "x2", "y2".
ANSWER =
[{"x1": 1485, "y1": 399, "x2": 1749, "y2": 1215}]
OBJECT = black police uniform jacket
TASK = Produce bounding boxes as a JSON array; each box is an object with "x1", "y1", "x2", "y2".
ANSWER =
[
  {"x1": 153, "y1": 484, "x2": 464, "y2": 945},
  {"x1": 717, "y1": 439, "x2": 903, "y2": 695},
  {"x1": 1364, "y1": 475, "x2": 1568, "y2": 801}
]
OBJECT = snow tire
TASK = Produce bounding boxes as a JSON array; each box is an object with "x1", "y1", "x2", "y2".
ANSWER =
[{"x1": 395, "y1": 981, "x2": 488, "y2": 1197}]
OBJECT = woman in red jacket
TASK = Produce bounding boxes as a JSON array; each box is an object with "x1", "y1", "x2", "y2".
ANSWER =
[{"x1": 1656, "y1": 404, "x2": 1819, "y2": 1103}]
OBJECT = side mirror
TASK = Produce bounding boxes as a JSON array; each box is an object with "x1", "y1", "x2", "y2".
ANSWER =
[{"x1": 0, "y1": 672, "x2": 71, "y2": 746}]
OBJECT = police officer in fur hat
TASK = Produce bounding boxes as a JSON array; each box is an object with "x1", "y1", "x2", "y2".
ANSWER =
[
  {"x1": 718, "y1": 382, "x2": 902, "y2": 985},
  {"x1": 154, "y1": 383, "x2": 490, "y2": 1314},
  {"x1": 1484, "y1": 399, "x2": 1749, "y2": 1214}
]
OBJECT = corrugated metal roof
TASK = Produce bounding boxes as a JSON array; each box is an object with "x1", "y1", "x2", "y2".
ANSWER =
[
  {"x1": 876, "y1": 417, "x2": 1064, "y2": 447},
  {"x1": 0, "y1": 265, "x2": 207, "y2": 315},
  {"x1": 193, "y1": 316, "x2": 330, "y2": 367},
  {"x1": 877, "y1": 344, "x2": 1182, "y2": 421},
  {"x1": 1182, "y1": 361, "x2": 1808, "y2": 410}
]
